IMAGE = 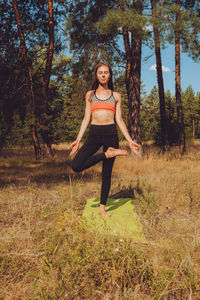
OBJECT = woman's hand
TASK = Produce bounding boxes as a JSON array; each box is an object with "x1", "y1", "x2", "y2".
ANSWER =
[
  {"x1": 69, "y1": 140, "x2": 80, "y2": 156},
  {"x1": 129, "y1": 140, "x2": 140, "y2": 156}
]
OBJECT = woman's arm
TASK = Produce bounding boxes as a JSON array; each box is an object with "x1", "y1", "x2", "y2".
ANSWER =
[
  {"x1": 114, "y1": 92, "x2": 140, "y2": 155},
  {"x1": 69, "y1": 91, "x2": 93, "y2": 156}
]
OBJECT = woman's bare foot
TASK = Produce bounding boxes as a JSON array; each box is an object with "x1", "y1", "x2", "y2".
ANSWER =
[
  {"x1": 105, "y1": 147, "x2": 128, "y2": 159},
  {"x1": 99, "y1": 204, "x2": 110, "y2": 218}
]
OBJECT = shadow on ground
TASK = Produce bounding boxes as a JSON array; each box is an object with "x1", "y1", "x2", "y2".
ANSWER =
[
  {"x1": 91, "y1": 197, "x2": 132, "y2": 212},
  {"x1": 91, "y1": 183, "x2": 144, "y2": 212},
  {"x1": 0, "y1": 149, "x2": 101, "y2": 188}
]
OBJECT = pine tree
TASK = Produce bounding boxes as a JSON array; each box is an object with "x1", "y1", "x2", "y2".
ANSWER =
[
  {"x1": 175, "y1": 0, "x2": 186, "y2": 153},
  {"x1": 165, "y1": 90, "x2": 179, "y2": 145},
  {"x1": 150, "y1": 0, "x2": 169, "y2": 149},
  {"x1": 194, "y1": 93, "x2": 200, "y2": 138},
  {"x1": 182, "y1": 86, "x2": 199, "y2": 139},
  {"x1": 13, "y1": 0, "x2": 41, "y2": 158},
  {"x1": 1, "y1": 0, "x2": 67, "y2": 155},
  {"x1": 49, "y1": 54, "x2": 89, "y2": 143},
  {"x1": 66, "y1": 0, "x2": 149, "y2": 143},
  {"x1": 140, "y1": 86, "x2": 160, "y2": 142},
  {"x1": 160, "y1": 0, "x2": 200, "y2": 152},
  {"x1": 40, "y1": 0, "x2": 55, "y2": 157}
]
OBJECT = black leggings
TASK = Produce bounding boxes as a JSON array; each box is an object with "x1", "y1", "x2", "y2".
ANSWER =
[{"x1": 71, "y1": 124, "x2": 119, "y2": 205}]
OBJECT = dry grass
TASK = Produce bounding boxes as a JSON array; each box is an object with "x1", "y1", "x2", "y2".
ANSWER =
[{"x1": 0, "y1": 142, "x2": 200, "y2": 299}]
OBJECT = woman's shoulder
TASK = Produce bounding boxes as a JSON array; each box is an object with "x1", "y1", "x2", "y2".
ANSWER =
[
  {"x1": 85, "y1": 90, "x2": 95, "y2": 102},
  {"x1": 113, "y1": 91, "x2": 121, "y2": 102}
]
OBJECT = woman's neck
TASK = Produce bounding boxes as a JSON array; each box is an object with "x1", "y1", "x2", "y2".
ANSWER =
[{"x1": 96, "y1": 84, "x2": 109, "y2": 92}]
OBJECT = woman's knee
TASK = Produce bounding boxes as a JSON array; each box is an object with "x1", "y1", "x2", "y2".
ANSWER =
[{"x1": 71, "y1": 160, "x2": 82, "y2": 172}]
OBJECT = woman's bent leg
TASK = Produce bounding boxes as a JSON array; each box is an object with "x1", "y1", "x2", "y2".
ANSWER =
[{"x1": 71, "y1": 138, "x2": 104, "y2": 172}]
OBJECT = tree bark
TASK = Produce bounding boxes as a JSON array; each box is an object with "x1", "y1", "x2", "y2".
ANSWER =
[
  {"x1": 195, "y1": 118, "x2": 198, "y2": 137},
  {"x1": 41, "y1": 0, "x2": 54, "y2": 157},
  {"x1": 151, "y1": 0, "x2": 169, "y2": 149},
  {"x1": 121, "y1": 0, "x2": 142, "y2": 144},
  {"x1": 192, "y1": 118, "x2": 195, "y2": 139},
  {"x1": 175, "y1": 0, "x2": 186, "y2": 154},
  {"x1": 13, "y1": 0, "x2": 41, "y2": 159}
]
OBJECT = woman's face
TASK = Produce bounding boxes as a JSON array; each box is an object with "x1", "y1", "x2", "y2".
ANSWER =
[{"x1": 96, "y1": 65, "x2": 110, "y2": 85}]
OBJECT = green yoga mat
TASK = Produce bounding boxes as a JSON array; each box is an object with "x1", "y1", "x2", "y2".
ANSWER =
[{"x1": 82, "y1": 198, "x2": 146, "y2": 243}]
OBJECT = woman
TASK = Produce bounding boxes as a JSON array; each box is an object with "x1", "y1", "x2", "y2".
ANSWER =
[{"x1": 70, "y1": 62, "x2": 140, "y2": 218}]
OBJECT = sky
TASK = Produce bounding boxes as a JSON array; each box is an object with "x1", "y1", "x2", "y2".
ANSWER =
[
  {"x1": 65, "y1": 40, "x2": 199, "y2": 96},
  {"x1": 62, "y1": 1, "x2": 199, "y2": 97},
  {"x1": 64, "y1": 35, "x2": 199, "y2": 96},
  {"x1": 140, "y1": 43, "x2": 200, "y2": 96}
]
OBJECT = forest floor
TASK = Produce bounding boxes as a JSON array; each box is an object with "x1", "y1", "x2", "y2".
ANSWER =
[{"x1": 0, "y1": 141, "x2": 200, "y2": 299}]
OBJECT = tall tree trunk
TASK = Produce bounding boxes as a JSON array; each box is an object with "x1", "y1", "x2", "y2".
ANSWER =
[
  {"x1": 129, "y1": 34, "x2": 142, "y2": 144},
  {"x1": 195, "y1": 118, "x2": 198, "y2": 137},
  {"x1": 192, "y1": 118, "x2": 195, "y2": 139},
  {"x1": 151, "y1": 0, "x2": 169, "y2": 149},
  {"x1": 121, "y1": 0, "x2": 142, "y2": 144},
  {"x1": 175, "y1": 0, "x2": 186, "y2": 154},
  {"x1": 41, "y1": 0, "x2": 54, "y2": 157},
  {"x1": 13, "y1": 0, "x2": 41, "y2": 159}
]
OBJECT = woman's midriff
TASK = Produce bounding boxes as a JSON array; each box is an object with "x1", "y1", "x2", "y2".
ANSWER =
[{"x1": 91, "y1": 110, "x2": 115, "y2": 125}]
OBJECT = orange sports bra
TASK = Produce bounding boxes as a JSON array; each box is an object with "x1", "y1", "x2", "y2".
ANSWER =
[{"x1": 91, "y1": 90, "x2": 116, "y2": 114}]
